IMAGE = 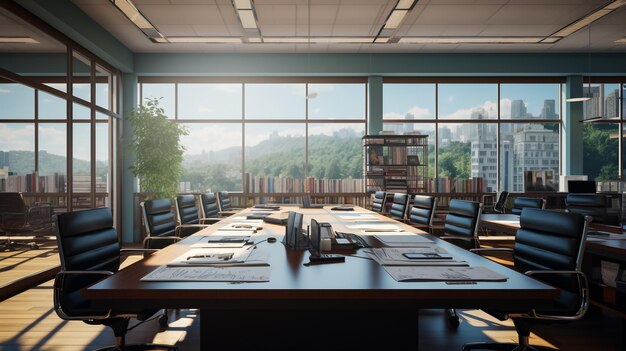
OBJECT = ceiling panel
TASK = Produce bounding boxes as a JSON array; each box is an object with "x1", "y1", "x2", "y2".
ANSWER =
[{"x1": 58, "y1": 0, "x2": 626, "y2": 53}]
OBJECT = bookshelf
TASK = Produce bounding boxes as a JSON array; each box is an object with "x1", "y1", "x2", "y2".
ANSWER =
[{"x1": 362, "y1": 135, "x2": 428, "y2": 194}]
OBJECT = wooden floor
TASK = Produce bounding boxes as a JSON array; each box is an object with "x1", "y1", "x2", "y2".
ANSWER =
[
  {"x1": 0, "y1": 237, "x2": 59, "y2": 287},
  {"x1": 0, "y1": 242, "x2": 623, "y2": 350}
]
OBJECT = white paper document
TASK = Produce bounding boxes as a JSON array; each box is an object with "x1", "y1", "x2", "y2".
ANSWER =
[
  {"x1": 167, "y1": 247, "x2": 268, "y2": 267},
  {"x1": 141, "y1": 265, "x2": 271, "y2": 282},
  {"x1": 345, "y1": 223, "x2": 404, "y2": 232},
  {"x1": 367, "y1": 247, "x2": 466, "y2": 266},
  {"x1": 374, "y1": 234, "x2": 433, "y2": 245},
  {"x1": 587, "y1": 233, "x2": 626, "y2": 241},
  {"x1": 191, "y1": 235, "x2": 251, "y2": 248},
  {"x1": 219, "y1": 222, "x2": 263, "y2": 231},
  {"x1": 383, "y1": 266, "x2": 508, "y2": 282},
  {"x1": 337, "y1": 213, "x2": 380, "y2": 221}
]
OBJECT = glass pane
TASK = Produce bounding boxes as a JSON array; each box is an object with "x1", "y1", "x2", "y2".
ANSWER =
[
  {"x1": 72, "y1": 123, "x2": 91, "y2": 208},
  {"x1": 583, "y1": 123, "x2": 618, "y2": 182},
  {"x1": 0, "y1": 123, "x2": 35, "y2": 192},
  {"x1": 38, "y1": 90, "x2": 66, "y2": 120},
  {"x1": 142, "y1": 83, "x2": 175, "y2": 119},
  {"x1": 72, "y1": 51, "x2": 91, "y2": 102},
  {"x1": 245, "y1": 84, "x2": 306, "y2": 119},
  {"x1": 383, "y1": 123, "x2": 435, "y2": 188},
  {"x1": 622, "y1": 84, "x2": 625, "y2": 118},
  {"x1": 245, "y1": 123, "x2": 306, "y2": 192},
  {"x1": 73, "y1": 102, "x2": 90, "y2": 120},
  {"x1": 584, "y1": 83, "x2": 620, "y2": 119},
  {"x1": 95, "y1": 64, "x2": 112, "y2": 110},
  {"x1": 438, "y1": 84, "x2": 497, "y2": 119},
  {"x1": 438, "y1": 123, "x2": 487, "y2": 193},
  {"x1": 95, "y1": 123, "x2": 109, "y2": 207},
  {"x1": 383, "y1": 84, "x2": 436, "y2": 120},
  {"x1": 308, "y1": 124, "x2": 365, "y2": 189},
  {"x1": 180, "y1": 123, "x2": 242, "y2": 192},
  {"x1": 500, "y1": 123, "x2": 560, "y2": 192},
  {"x1": 308, "y1": 84, "x2": 366, "y2": 119},
  {"x1": 178, "y1": 84, "x2": 242, "y2": 119},
  {"x1": 500, "y1": 84, "x2": 560, "y2": 119},
  {"x1": 0, "y1": 83, "x2": 34, "y2": 119},
  {"x1": 38, "y1": 123, "x2": 67, "y2": 194},
  {"x1": 96, "y1": 110, "x2": 110, "y2": 120}
]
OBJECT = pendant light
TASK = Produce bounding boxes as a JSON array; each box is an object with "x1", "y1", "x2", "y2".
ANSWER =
[{"x1": 305, "y1": 0, "x2": 317, "y2": 100}]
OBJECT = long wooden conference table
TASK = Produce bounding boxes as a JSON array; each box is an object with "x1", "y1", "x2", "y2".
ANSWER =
[{"x1": 85, "y1": 206, "x2": 557, "y2": 350}]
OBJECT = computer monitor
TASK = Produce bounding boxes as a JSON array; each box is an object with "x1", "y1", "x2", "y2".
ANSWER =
[
  {"x1": 284, "y1": 211, "x2": 304, "y2": 249},
  {"x1": 568, "y1": 180, "x2": 597, "y2": 194}
]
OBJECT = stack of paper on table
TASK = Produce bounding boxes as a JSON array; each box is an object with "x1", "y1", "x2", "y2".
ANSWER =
[
  {"x1": 141, "y1": 265, "x2": 271, "y2": 282},
  {"x1": 336, "y1": 212, "x2": 381, "y2": 221},
  {"x1": 167, "y1": 247, "x2": 269, "y2": 267},
  {"x1": 367, "y1": 247, "x2": 467, "y2": 266},
  {"x1": 191, "y1": 235, "x2": 252, "y2": 248},
  {"x1": 383, "y1": 266, "x2": 508, "y2": 282},
  {"x1": 219, "y1": 221, "x2": 263, "y2": 232},
  {"x1": 374, "y1": 234, "x2": 433, "y2": 245},
  {"x1": 345, "y1": 222, "x2": 404, "y2": 232}
]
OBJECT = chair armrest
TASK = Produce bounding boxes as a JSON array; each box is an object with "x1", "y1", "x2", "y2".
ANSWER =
[
  {"x1": 440, "y1": 235, "x2": 475, "y2": 242},
  {"x1": 142, "y1": 236, "x2": 181, "y2": 251},
  {"x1": 470, "y1": 248, "x2": 514, "y2": 254},
  {"x1": 120, "y1": 248, "x2": 159, "y2": 255},
  {"x1": 174, "y1": 223, "x2": 211, "y2": 237},
  {"x1": 53, "y1": 270, "x2": 114, "y2": 320},
  {"x1": 200, "y1": 217, "x2": 221, "y2": 224},
  {"x1": 520, "y1": 270, "x2": 589, "y2": 321},
  {"x1": 219, "y1": 210, "x2": 240, "y2": 217}
]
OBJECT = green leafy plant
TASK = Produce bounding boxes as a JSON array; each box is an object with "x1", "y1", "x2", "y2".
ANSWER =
[{"x1": 128, "y1": 97, "x2": 188, "y2": 200}]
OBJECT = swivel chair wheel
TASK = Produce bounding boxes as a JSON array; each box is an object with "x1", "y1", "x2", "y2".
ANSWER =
[
  {"x1": 445, "y1": 308, "x2": 460, "y2": 328},
  {"x1": 158, "y1": 314, "x2": 169, "y2": 328}
]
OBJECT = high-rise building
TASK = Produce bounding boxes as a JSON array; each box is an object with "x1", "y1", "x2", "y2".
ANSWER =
[
  {"x1": 540, "y1": 99, "x2": 557, "y2": 119},
  {"x1": 605, "y1": 89, "x2": 620, "y2": 118},
  {"x1": 512, "y1": 125, "x2": 559, "y2": 192},
  {"x1": 511, "y1": 100, "x2": 527, "y2": 118},
  {"x1": 584, "y1": 85, "x2": 603, "y2": 118}
]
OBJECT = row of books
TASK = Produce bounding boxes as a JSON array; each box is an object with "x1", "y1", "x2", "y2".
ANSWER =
[
  {"x1": 431, "y1": 177, "x2": 486, "y2": 193},
  {"x1": 242, "y1": 174, "x2": 364, "y2": 194},
  {"x1": 1, "y1": 172, "x2": 67, "y2": 193}
]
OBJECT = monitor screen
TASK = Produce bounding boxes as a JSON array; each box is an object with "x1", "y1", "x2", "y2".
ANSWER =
[
  {"x1": 284, "y1": 211, "x2": 304, "y2": 249},
  {"x1": 568, "y1": 180, "x2": 596, "y2": 194},
  {"x1": 309, "y1": 218, "x2": 321, "y2": 257}
]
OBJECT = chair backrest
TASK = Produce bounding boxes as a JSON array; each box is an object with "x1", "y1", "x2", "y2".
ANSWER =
[
  {"x1": 217, "y1": 191, "x2": 232, "y2": 212},
  {"x1": 175, "y1": 195, "x2": 201, "y2": 237},
  {"x1": 141, "y1": 198, "x2": 176, "y2": 238},
  {"x1": 371, "y1": 191, "x2": 387, "y2": 213},
  {"x1": 511, "y1": 197, "x2": 544, "y2": 216},
  {"x1": 200, "y1": 192, "x2": 220, "y2": 218},
  {"x1": 515, "y1": 208, "x2": 589, "y2": 313},
  {"x1": 55, "y1": 208, "x2": 120, "y2": 316},
  {"x1": 493, "y1": 191, "x2": 509, "y2": 213},
  {"x1": 388, "y1": 193, "x2": 410, "y2": 220},
  {"x1": 444, "y1": 199, "x2": 482, "y2": 249},
  {"x1": 0, "y1": 192, "x2": 27, "y2": 230},
  {"x1": 409, "y1": 195, "x2": 437, "y2": 228},
  {"x1": 565, "y1": 193, "x2": 608, "y2": 224}
]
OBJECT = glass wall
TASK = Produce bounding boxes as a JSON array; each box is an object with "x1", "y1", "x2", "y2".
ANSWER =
[
  {"x1": 140, "y1": 81, "x2": 367, "y2": 195},
  {"x1": 383, "y1": 81, "x2": 564, "y2": 193}
]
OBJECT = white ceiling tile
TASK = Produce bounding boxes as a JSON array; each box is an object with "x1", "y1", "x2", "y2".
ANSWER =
[
  {"x1": 192, "y1": 24, "x2": 236, "y2": 36},
  {"x1": 479, "y1": 25, "x2": 561, "y2": 36},
  {"x1": 414, "y1": 5, "x2": 503, "y2": 25},
  {"x1": 331, "y1": 25, "x2": 376, "y2": 36},
  {"x1": 487, "y1": 4, "x2": 597, "y2": 25},
  {"x1": 335, "y1": 5, "x2": 387, "y2": 25},
  {"x1": 138, "y1": 5, "x2": 224, "y2": 25}
]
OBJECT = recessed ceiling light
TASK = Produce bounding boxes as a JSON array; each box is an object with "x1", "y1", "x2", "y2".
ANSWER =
[
  {"x1": 399, "y1": 37, "x2": 542, "y2": 44},
  {"x1": 547, "y1": 0, "x2": 625, "y2": 40},
  {"x1": 166, "y1": 37, "x2": 242, "y2": 43},
  {"x1": 614, "y1": 37, "x2": 626, "y2": 44},
  {"x1": 375, "y1": 37, "x2": 390, "y2": 43},
  {"x1": 384, "y1": 10, "x2": 408, "y2": 30},
  {"x1": 0, "y1": 37, "x2": 38, "y2": 43},
  {"x1": 396, "y1": 0, "x2": 417, "y2": 10},
  {"x1": 264, "y1": 37, "x2": 374, "y2": 44},
  {"x1": 110, "y1": 0, "x2": 166, "y2": 42}
]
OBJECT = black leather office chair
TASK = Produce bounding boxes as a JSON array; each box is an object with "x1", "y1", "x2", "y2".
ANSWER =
[
  {"x1": 565, "y1": 193, "x2": 614, "y2": 225},
  {"x1": 174, "y1": 195, "x2": 214, "y2": 238},
  {"x1": 53, "y1": 208, "x2": 177, "y2": 351},
  {"x1": 463, "y1": 208, "x2": 590, "y2": 351},
  {"x1": 0, "y1": 192, "x2": 53, "y2": 251},
  {"x1": 388, "y1": 193, "x2": 410, "y2": 221},
  {"x1": 371, "y1": 191, "x2": 387, "y2": 213},
  {"x1": 483, "y1": 191, "x2": 509, "y2": 214},
  {"x1": 511, "y1": 197, "x2": 545, "y2": 216},
  {"x1": 199, "y1": 193, "x2": 223, "y2": 222},
  {"x1": 141, "y1": 198, "x2": 189, "y2": 250},
  {"x1": 440, "y1": 199, "x2": 482, "y2": 327},
  {"x1": 408, "y1": 195, "x2": 437, "y2": 233},
  {"x1": 216, "y1": 191, "x2": 242, "y2": 216}
]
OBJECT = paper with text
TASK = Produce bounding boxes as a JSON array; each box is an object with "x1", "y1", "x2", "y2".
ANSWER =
[
  {"x1": 383, "y1": 266, "x2": 508, "y2": 282},
  {"x1": 141, "y1": 265, "x2": 271, "y2": 282}
]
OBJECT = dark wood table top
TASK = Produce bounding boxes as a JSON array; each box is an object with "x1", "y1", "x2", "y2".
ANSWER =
[{"x1": 85, "y1": 206, "x2": 557, "y2": 311}]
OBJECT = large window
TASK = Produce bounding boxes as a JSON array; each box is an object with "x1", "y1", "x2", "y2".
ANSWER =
[
  {"x1": 383, "y1": 81, "x2": 563, "y2": 193},
  {"x1": 141, "y1": 81, "x2": 367, "y2": 194}
]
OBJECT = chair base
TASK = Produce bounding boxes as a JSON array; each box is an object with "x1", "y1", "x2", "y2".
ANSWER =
[
  {"x1": 0, "y1": 240, "x2": 39, "y2": 251},
  {"x1": 462, "y1": 342, "x2": 557, "y2": 351},
  {"x1": 446, "y1": 308, "x2": 460, "y2": 328},
  {"x1": 93, "y1": 343, "x2": 178, "y2": 351}
]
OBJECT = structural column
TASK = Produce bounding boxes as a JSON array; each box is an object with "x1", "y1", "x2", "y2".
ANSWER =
[
  {"x1": 121, "y1": 73, "x2": 138, "y2": 243},
  {"x1": 368, "y1": 76, "x2": 383, "y2": 135},
  {"x1": 563, "y1": 75, "x2": 584, "y2": 176}
]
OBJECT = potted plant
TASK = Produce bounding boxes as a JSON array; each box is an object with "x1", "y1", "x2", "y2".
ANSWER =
[{"x1": 128, "y1": 97, "x2": 188, "y2": 200}]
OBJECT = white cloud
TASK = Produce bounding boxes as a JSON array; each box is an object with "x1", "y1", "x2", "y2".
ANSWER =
[
  {"x1": 38, "y1": 125, "x2": 67, "y2": 156},
  {"x1": 308, "y1": 84, "x2": 336, "y2": 95},
  {"x1": 500, "y1": 98, "x2": 512, "y2": 118},
  {"x1": 446, "y1": 100, "x2": 497, "y2": 119},
  {"x1": 383, "y1": 105, "x2": 431, "y2": 119},
  {"x1": 213, "y1": 84, "x2": 240, "y2": 94},
  {"x1": 0, "y1": 124, "x2": 34, "y2": 151},
  {"x1": 181, "y1": 125, "x2": 242, "y2": 155},
  {"x1": 198, "y1": 106, "x2": 213, "y2": 114},
  {"x1": 308, "y1": 124, "x2": 363, "y2": 137},
  {"x1": 447, "y1": 95, "x2": 454, "y2": 103}
]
